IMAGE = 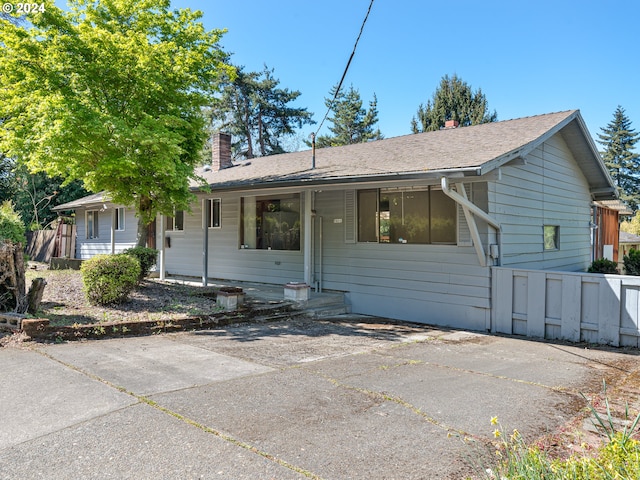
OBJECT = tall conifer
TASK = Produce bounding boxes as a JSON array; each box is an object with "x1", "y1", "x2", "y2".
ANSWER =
[
  {"x1": 597, "y1": 106, "x2": 640, "y2": 210},
  {"x1": 411, "y1": 74, "x2": 497, "y2": 133}
]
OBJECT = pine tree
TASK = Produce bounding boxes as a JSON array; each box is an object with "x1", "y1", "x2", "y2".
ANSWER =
[
  {"x1": 315, "y1": 85, "x2": 383, "y2": 148},
  {"x1": 411, "y1": 74, "x2": 497, "y2": 133},
  {"x1": 597, "y1": 106, "x2": 640, "y2": 210},
  {"x1": 211, "y1": 65, "x2": 314, "y2": 159}
]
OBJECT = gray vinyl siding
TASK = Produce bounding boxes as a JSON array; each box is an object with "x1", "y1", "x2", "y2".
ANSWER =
[
  {"x1": 313, "y1": 188, "x2": 491, "y2": 331},
  {"x1": 75, "y1": 206, "x2": 137, "y2": 259},
  {"x1": 490, "y1": 133, "x2": 592, "y2": 271},
  {"x1": 163, "y1": 191, "x2": 304, "y2": 284}
]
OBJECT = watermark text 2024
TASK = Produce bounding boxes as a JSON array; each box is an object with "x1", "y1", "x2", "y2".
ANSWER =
[{"x1": 2, "y1": 3, "x2": 46, "y2": 14}]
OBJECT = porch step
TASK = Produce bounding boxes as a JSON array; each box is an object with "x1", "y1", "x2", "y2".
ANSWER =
[
  {"x1": 305, "y1": 304, "x2": 351, "y2": 318},
  {"x1": 295, "y1": 292, "x2": 351, "y2": 319}
]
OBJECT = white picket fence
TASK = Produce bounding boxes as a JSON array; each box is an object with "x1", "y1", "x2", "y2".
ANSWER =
[{"x1": 491, "y1": 267, "x2": 640, "y2": 347}]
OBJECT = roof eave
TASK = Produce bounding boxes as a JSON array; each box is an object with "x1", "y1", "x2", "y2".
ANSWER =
[
  {"x1": 477, "y1": 110, "x2": 580, "y2": 176},
  {"x1": 197, "y1": 167, "x2": 485, "y2": 193}
]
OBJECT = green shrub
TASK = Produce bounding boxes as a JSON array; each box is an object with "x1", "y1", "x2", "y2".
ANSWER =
[
  {"x1": 588, "y1": 258, "x2": 619, "y2": 274},
  {"x1": 80, "y1": 254, "x2": 141, "y2": 305},
  {"x1": 123, "y1": 246, "x2": 157, "y2": 279},
  {"x1": 0, "y1": 200, "x2": 26, "y2": 245},
  {"x1": 624, "y1": 248, "x2": 640, "y2": 276}
]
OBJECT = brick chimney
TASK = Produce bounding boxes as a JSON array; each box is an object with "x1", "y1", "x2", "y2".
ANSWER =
[
  {"x1": 444, "y1": 120, "x2": 459, "y2": 129},
  {"x1": 211, "y1": 133, "x2": 232, "y2": 171}
]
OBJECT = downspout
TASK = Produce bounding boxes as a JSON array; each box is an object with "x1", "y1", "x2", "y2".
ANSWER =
[
  {"x1": 159, "y1": 214, "x2": 166, "y2": 281},
  {"x1": 303, "y1": 190, "x2": 313, "y2": 285},
  {"x1": 202, "y1": 198, "x2": 209, "y2": 287},
  {"x1": 110, "y1": 208, "x2": 116, "y2": 254},
  {"x1": 440, "y1": 177, "x2": 502, "y2": 266},
  {"x1": 318, "y1": 216, "x2": 323, "y2": 292}
]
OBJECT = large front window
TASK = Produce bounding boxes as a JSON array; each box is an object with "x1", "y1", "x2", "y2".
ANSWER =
[
  {"x1": 240, "y1": 194, "x2": 300, "y2": 250},
  {"x1": 358, "y1": 187, "x2": 456, "y2": 244}
]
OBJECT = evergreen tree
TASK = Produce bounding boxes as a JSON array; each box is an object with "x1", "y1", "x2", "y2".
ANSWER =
[
  {"x1": 411, "y1": 74, "x2": 497, "y2": 133},
  {"x1": 597, "y1": 106, "x2": 640, "y2": 210},
  {"x1": 211, "y1": 65, "x2": 314, "y2": 159},
  {"x1": 315, "y1": 85, "x2": 383, "y2": 148}
]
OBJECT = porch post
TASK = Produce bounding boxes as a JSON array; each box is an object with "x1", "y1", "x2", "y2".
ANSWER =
[
  {"x1": 303, "y1": 190, "x2": 313, "y2": 285},
  {"x1": 202, "y1": 198, "x2": 209, "y2": 287},
  {"x1": 110, "y1": 208, "x2": 116, "y2": 254},
  {"x1": 159, "y1": 214, "x2": 166, "y2": 281}
]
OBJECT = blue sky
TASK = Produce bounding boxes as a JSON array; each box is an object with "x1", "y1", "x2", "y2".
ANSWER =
[
  {"x1": 50, "y1": 0, "x2": 638, "y2": 144},
  {"x1": 168, "y1": 0, "x2": 638, "y2": 144}
]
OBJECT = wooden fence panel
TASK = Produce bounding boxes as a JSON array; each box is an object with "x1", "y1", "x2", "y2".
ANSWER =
[
  {"x1": 492, "y1": 267, "x2": 640, "y2": 347},
  {"x1": 25, "y1": 231, "x2": 57, "y2": 263},
  {"x1": 25, "y1": 224, "x2": 77, "y2": 263}
]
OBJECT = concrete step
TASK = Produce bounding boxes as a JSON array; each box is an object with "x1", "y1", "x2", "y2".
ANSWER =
[
  {"x1": 300, "y1": 293, "x2": 351, "y2": 318},
  {"x1": 305, "y1": 304, "x2": 351, "y2": 318}
]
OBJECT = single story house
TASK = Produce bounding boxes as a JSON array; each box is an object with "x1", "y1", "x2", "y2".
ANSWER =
[{"x1": 54, "y1": 110, "x2": 617, "y2": 331}]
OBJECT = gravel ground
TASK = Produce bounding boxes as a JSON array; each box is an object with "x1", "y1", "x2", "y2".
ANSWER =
[{"x1": 24, "y1": 264, "x2": 219, "y2": 326}]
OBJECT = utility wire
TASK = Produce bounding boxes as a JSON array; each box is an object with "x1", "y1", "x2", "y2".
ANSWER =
[{"x1": 314, "y1": 0, "x2": 375, "y2": 137}]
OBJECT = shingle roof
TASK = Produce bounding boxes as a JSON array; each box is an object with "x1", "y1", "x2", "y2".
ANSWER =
[
  {"x1": 54, "y1": 110, "x2": 617, "y2": 211},
  {"x1": 194, "y1": 110, "x2": 615, "y2": 199},
  {"x1": 53, "y1": 192, "x2": 108, "y2": 212},
  {"x1": 620, "y1": 231, "x2": 640, "y2": 244}
]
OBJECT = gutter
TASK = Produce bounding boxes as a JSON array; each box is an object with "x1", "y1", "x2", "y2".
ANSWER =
[
  {"x1": 193, "y1": 167, "x2": 484, "y2": 194},
  {"x1": 440, "y1": 177, "x2": 502, "y2": 267}
]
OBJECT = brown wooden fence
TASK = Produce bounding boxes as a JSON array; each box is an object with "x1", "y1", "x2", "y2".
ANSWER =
[{"x1": 25, "y1": 224, "x2": 76, "y2": 263}]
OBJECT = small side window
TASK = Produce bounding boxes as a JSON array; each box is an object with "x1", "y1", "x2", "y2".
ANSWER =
[
  {"x1": 115, "y1": 207, "x2": 125, "y2": 231},
  {"x1": 543, "y1": 225, "x2": 559, "y2": 250},
  {"x1": 207, "y1": 199, "x2": 221, "y2": 228},
  {"x1": 166, "y1": 209, "x2": 185, "y2": 231},
  {"x1": 86, "y1": 210, "x2": 99, "y2": 239}
]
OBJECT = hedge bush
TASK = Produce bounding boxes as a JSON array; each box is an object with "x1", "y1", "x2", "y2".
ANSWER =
[
  {"x1": 80, "y1": 254, "x2": 141, "y2": 305},
  {"x1": 587, "y1": 258, "x2": 619, "y2": 274},
  {"x1": 123, "y1": 246, "x2": 157, "y2": 280},
  {"x1": 624, "y1": 248, "x2": 640, "y2": 276},
  {"x1": 0, "y1": 201, "x2": 26, "y2": 245}
]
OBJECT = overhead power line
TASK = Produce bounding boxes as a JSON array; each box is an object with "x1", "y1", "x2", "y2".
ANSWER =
[{"x1": 314, "y1": 0, "x2": 375, "y2": 137}]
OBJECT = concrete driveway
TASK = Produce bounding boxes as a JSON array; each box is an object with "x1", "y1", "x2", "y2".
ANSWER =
[{"x1": 1, "y1": 317, "x2": 637, "y2": 479}]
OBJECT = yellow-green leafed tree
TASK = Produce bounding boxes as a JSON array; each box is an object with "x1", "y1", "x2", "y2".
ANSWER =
[
  {"x1": 621, "y1": 210, "x2": 640, "y2": 235},
  {"x1": 0, "y1": 0, "x2": 234, "y2": 246}
]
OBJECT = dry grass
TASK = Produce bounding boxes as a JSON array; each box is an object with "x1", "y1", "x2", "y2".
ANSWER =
[{"x1": 26, "y1": 264, "x2": 218, "y2": 326}]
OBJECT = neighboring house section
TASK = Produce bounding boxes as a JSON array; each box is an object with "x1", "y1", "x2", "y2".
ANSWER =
[
  {"x1": 592, "y1": 200, "x2": 632, "y2": 263},
  {"x1": 619, "y1": 231, "x2": 640, "y2": 270},
  {"x1": 56, "y1": 110, "x2": 617, "y2": 331},
  {"x1": 54, "y1": 192, "x2": 137, "y2": 259}
]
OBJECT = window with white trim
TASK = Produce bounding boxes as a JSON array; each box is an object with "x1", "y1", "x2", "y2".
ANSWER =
[
  {"x1": 207, "y1": 199, "x2": 221, "y2": 228},
  {"x1": 543, "y1": 225, "x2": 560, "y2": 250},
  {"x1": 166, "y1": 209, "x2": 184, "y2": 231},
  {"x1": 114, "y1": 207, "x2": 125, "y2": 231},
  {"x1": 86, "y1": 210, "x2": 99, "y2": 239}
]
